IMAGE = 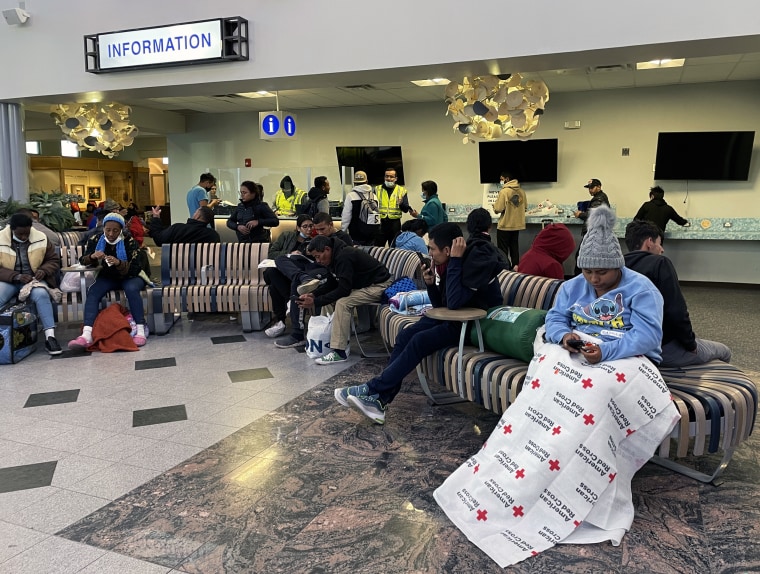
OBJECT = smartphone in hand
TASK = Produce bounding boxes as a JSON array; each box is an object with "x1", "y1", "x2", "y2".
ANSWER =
[{"x1": 416, "y1": 251, "x2": 430, "y2": 268}]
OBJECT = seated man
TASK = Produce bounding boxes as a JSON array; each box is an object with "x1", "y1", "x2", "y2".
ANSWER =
[
  {"x1": 624, "y1": 219, "x2": 731, "y2": 367},
  {"x1": 311, "y1": 212, "x2": 353, "y2": 246},
  {"x1": 334, "y1": 222, "x2": 503, "y2": 424},
  {"x1": 149, "y1": 206, "x2": 220, "y2": 245},
  {"x1": 283, "y1": 234, "x2": 392, "y2": 363},
  {"x1": 514, "y1": 222, "x2": 575, "y2": 280},
  {"x1": 391, "y1": 218, "x2": 428, "y2": 253},
  {"x1": 0, "y1": 213, "x2": 62, "y2": 355}
]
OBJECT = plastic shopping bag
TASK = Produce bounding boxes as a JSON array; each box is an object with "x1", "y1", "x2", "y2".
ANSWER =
[{"x1": 305, "y1": 314, "x2": 333, "y2": 358}]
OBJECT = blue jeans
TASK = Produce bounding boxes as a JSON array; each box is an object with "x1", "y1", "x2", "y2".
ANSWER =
[
  {"x1": 0, "y1": 282, "x2": 56, "y2": 330},
  {"x1": 366, "y1": 316, "x2": 461, "y2": 405},
  {"x1": 84, "y1": 276, "x2": 145, "y2": 326}
]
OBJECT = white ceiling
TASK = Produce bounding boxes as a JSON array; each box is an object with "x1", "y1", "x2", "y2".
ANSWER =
[{"x1": 110, "y1": 52, "x2": 760, "y2": 115}]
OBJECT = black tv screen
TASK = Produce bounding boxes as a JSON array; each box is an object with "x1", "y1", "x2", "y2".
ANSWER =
[
  {"x1": 654, "y1": 131, "x2": 754, "y2": 181},
  {"x1": 478, "y1": 139, "x2": 558, "y2": 183},
  {"x1": 335, "y1": 146, "x2": 405, "y2": 186}
]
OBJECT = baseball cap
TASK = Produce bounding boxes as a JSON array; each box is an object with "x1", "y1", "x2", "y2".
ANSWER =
[
  {"x1": 353, "y1": 171, "x2": 368, "y2": 184},
  {"x1": 584, "y1": 178, "x2": 602, "y2": 188},
  {"x1": 103, "y1": 198, "x2": 121, "y2": 211}
]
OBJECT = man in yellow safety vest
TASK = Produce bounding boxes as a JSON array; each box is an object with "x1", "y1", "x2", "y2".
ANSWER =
[{"x1": 374, "y1": 167, "x2": 411, "y2": 246}]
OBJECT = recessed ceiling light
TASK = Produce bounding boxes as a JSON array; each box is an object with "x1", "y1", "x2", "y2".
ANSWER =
[
  {"x1": 411, "y1": 78, "x2": 450, "y2": 86},
  {"x1": 236, "y1": 91, "x2": 276, "y2": 98},
  {"x1": 636, "y1": 58, "x2": 685, "y2": 70}
]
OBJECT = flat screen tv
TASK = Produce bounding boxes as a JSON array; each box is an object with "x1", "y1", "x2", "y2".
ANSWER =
[
  {"x1": 654, "y1": 131, "x2": 755, "y2": 181},
  {"x1": 478, "y1": 138, "x2": 558, "y2": 183},
  {"x1": 335, "y1": 146, "x2": 405, "y2": 186}
]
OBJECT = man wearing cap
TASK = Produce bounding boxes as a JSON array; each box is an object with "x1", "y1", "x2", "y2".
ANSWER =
[
  {"x1": 186, "y1": 172, "x2": 220, "y2": 217},
  {"x1": 341, "y1": 170, "x2": 381, "y2": 245},
  {"x1": 374, "y1": 167, "x2": 411, "y2": 247},
  {"x1": 573, "y1": 178, "x2": 610, "y2": 275}
]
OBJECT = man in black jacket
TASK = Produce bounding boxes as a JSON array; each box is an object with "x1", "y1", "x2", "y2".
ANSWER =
[
  {"x1": 277, "y1": 235, "x2": 392, "y2": 363},
  {"x1": 149, "y1": 206, "x2": 220, "y2": 245},
  {"x1": 573, "y1": 178, "x2": 610, "y2": 275},
  {"x1": 634, "y1": 186, "x2": 689, "y2": 237},
  {"x1": 624, "y1": 219, "x2": 730, "y2": 367}
]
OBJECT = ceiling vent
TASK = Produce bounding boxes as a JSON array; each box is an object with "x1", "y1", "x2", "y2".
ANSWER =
[
  {"x1": 585, "y1": 64, "x2": 634, "y2": 74},
  {"x1": 342, "y1": 84, "x2": 377, "y2": 90},
  {"x1": 212, "y1": 94, "x2": 245, "y2": 99}
]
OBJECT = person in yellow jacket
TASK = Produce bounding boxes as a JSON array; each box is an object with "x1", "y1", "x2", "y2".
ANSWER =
[
  {"x1": 273, "y1": 175, "x2": 307, "y2": 217},
  {"x1": 492, "y1": 171, "x2": 526, "y2": 268},
  {"x1": 374, "y1": 167, "x2": 412, "y2": 246}
]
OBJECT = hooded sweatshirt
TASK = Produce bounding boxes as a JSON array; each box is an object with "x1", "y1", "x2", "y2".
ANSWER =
[
  {"x1": 306, "y1": 186, "x2": 331, "y2": 216},
  {"x1": 393, "y1": 231, "x2": 427, "y2": 253},
  {"x1": 492, "y1": 179, "x2": 526, "y2": 231},
  {"x1": 341, "y1": 183, "x2": 380, "y2": 244},
  {"x1": 518, "y1": 223, "x2": 575, "y2": 280},
  {"x1": 634, "y1": 197, "x2": 688, "y2": 233}
]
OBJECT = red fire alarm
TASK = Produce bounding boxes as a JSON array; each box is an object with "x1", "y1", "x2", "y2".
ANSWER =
[{"x1": 244, "y1": 158, "x2": 252, "y2": 167}]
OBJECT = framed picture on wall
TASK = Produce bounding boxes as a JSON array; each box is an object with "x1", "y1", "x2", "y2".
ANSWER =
[
  {"x1": 71, "y1": 184, "x2": 85, "y2": 200},
  {"x1": 87, "y1": 186, "x2": 102, "y2": 201}
]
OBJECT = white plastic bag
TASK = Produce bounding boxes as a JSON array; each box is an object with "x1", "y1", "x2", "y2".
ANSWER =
[
  {"x1": 305, "y1": 314, "x2": 333, "y2": 358},
  {"x1": 60, "y1": 271, "x2": 96, "y2": 293}
]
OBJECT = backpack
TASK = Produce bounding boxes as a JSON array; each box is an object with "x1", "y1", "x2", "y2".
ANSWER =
[
  {"x1": 356, "y1": 190, "x2": 379, "y2": 226},
  {"x1": 301, "y1": 197, "x2": 321, "y2": 218}
]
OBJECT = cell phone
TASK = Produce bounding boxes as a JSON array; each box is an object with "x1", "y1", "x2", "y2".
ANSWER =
[
  {"x1": 416, "y1": 252, "x2": 430, "y2": 267},
  {"x1": 566, "y1": 339, "x2": 586, "y2": 349}
]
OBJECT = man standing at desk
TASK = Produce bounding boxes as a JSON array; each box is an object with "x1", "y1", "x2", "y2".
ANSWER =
[
  {"x1": 186, "y1": 172, "x2": 219, "y2": 217},
  {"x1": 334, "y1": 222, "x2": 502, "y2": 424},
  {"x1": 573, "y1": 178, "x2": 610, "y2": 275}
]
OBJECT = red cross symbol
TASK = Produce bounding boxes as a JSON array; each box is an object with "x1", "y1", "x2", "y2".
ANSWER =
[
  {"x1": 583, "y1": 413, "x2": 595, "y2": 426},
  {"x1": 476, "y1": 509, "x2": 488, "y2": 521},
  {"x1": 616, "y1": 372, "x2": 627, "y2": 383},
  {"x1": 609, "y1": 472, "x2": 617, "y2": 482},
  {"x1": 513, "y1": 505, "x2": 524, "y2": 517},
  {"x1": 515, "y1": 468, "x2": 525, "y2": 479},
  {"x1": 626, "y1": 428, "x2": 635, "y2": 436},
  {"x1": 548, "y1": 459, "x2": 561, "y2": 471},
  {"x1": 531, "y1": 379, "x2": 540, "y2": 389},
  {"x1": 482, "y1": 441, "x2": 488, "y2": 449},
  {"x1": 538, "y1": 355, "x2": 545, "y2": 362},
  {"x1": 473, "y1": 464, "x2": 480, "y2": 474},
  {"x1": 581, "y1": 378, "x2": 593, "y2": 389},
  {"x1": 554, "y1": 368, "x2": 559, "y2": 375},
  {"x1": 503, "y1": 424, "x2": 513, "y2": 434},
  {"x1": 574, "y1": 520, "x2": 582, "y2": 528},
  {"x1": 552, "y1": 426, "x2": 562, "y2": 435},
  {"x1": 531, "y1": 551, "x2": 539, "y2": 556}
]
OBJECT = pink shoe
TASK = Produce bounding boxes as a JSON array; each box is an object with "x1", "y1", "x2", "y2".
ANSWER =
[
  {"x1": 133, "y1": 335, "x2": 147, "y2": 347},
  {"x1": 67, "y1": 336, "x2": 91, "y2": 350}
]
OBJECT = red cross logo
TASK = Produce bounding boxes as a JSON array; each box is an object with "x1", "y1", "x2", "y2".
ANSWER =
[
  {"x1": 581, "y1": 378, "x2": 593, "y2": 389},
  {"x1": 538, "y1": 355, "x2": 545, "y2": 362},
  {"x1": 473, "y1": 464, "x2": 480, "y2": 474},
  {"x1": 513, "y1": 505, "x2": 524, "y2": 517},
  {"x1": 531, "y1": 379, "x2": 540, "y2": 389},
  {"x1": 552, "y1": 426, "x2": 561, "y2": 435},
  {"x1": 476, "y1": 509, "x2": 488, "y2": 521},
  {"x1": 609, "y1": 472, "x2": 616, "y2": 482},
  {"x1": 503, "y1": 424, "x2": 513, "y2": 434},
  {"x1": 515, "y1": 468, "x2": 525, "y2": 479},
  {"x1": 482, "y1": 441, "x2": 488, "y2": 449},
  {"x1": 574, "y1": 520, "x2": 581, "y2": 528},
  {"x1": 583, "y1": 413, "x2": 595, "y2": 426},
  {"x1": 616, "y1": 372, "x2": 627, "y2": 383},
  {"x1": 548, "y1": 459, "x2": 561, "y2": 471},
  {"x1": 554, "y1": 368, "x2": 559, "y2": 375},
  {"x1": 626, "y1": 428, "x2": 635, "y2": 436},
  {"x1": 531, "y1": 551, "x2": 539, "y2": 556}
]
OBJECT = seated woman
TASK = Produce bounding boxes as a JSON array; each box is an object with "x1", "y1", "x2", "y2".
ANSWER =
[
  {"x1": 68, "y1": 213, "x2": 148, "y2": 349},
  {"x1": 227, "y1": 180, "x2": 279, "y2": 243},
  {"x1": 434, "y1": 206, "x2": 678, "y2": 568},
  {"x1": 545, "y1": 206, "x2": 664, "y2": 363}
]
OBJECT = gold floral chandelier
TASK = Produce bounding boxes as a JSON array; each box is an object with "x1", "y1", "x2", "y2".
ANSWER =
[
  {"x1": 445, "y1": 74, "x2": 549, "y2": 143},
  {"x1": 50, "y1": 103, "x2": 138, "y2": 158}
]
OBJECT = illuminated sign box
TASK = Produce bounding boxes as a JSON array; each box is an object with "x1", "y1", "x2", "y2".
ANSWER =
[{"x1": 85, "y1": 17, "x2": 248, "y2": 73}]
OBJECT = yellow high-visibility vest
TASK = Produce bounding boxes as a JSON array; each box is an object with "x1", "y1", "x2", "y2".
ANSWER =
[
  {"x1": 273, "y1": 188, "x2": 306, "y2": 215},
  {"x1": 375, "y1": 184, "x2": 407, "y2": 219}
]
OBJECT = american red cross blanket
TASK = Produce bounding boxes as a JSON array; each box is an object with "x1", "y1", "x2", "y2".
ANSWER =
[{"x1": 433, "y1": 335, "x2": 680, "y2": 567}]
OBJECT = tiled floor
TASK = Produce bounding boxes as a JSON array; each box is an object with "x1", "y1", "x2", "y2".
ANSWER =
[{"x1": 0, "y1": 284, "x2": 757, "y2": 573}]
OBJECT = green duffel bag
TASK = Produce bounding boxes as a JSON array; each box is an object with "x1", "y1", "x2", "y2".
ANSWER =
[{"x1": 470, "y1": 306, "x2": 548, "y2": 363}]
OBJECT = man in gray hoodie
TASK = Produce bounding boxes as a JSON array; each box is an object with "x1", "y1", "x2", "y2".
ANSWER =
[{"x1": 340, "y1": 170, "x2": 381, "y2": 245}]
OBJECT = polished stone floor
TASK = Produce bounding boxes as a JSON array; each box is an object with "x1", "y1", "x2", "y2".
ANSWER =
[{"x1": 0, "y1": 284, "x2": 757, "y2": 573}]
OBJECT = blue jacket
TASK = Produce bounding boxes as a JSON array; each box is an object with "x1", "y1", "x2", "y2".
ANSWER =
[
  {"x1": 393, "y1": 231, "x2": 427, "y2": 253},
  {"x1": 544, "y1": 267, "x2": 664, "y2": 362}
]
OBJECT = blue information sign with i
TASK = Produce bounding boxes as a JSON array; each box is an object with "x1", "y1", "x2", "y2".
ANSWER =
[
  {"x1": 262, "y1": 114, "x2": 280, "y2": 136},
  {"x1": 259, "y1": 111, "x2": 297, "y2": 140},
  {"x1": 283, "y1": 115, "x2": 296, "y2": 137}
]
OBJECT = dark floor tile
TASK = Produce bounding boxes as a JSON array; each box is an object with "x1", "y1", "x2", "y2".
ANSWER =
[
  {"x1": 51, "y1": 350, "x2": 92, "y2": 359},
  {"x1": 24, "y1": 389, "x2": 80, "y2": 408},
  {"x1": 0, "y1": 461, "x2": 57, "y2": 493},
  {"x1": 295, "y1": 346, "x2": 306, "y2": 353},
  {"x1": 211, "y1": 335, "x2": 247, "y2": 345},
  {"x1": 133, "y1": 405, "x2": 187, "y2": 427},
  {"x1": 227, "y1": 367, "x2": 273, "y2": 383},
  {"x1": 135, "y1": 357, "x2": 177, "y2": 370}
]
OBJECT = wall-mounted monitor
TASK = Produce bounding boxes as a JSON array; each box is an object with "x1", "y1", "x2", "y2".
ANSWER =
[
  {"x1": 335, "y1": 146, "x2": 405, "y2": 186},
  {"x1": 478, "y1": 139, "x2": 558, "y2": 183},
  {"x1": 654, "y1": 131, "x2": 755, "y2": 181}
]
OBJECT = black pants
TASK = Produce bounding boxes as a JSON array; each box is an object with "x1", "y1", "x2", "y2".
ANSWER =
[
  {"x1": 497, "y1": 229, "x2": 520, "y2": 268},
  {"x1": 262, "y1": 268, "x2": 291, "y2": 322},
  {"x1": 376, "y1": 217, "x2": 401, "y2": 247}
]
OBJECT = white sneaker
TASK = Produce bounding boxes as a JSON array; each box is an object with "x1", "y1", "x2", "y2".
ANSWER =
[{"x1": 265, "y1": 320, "x2": 286, "y2": 338}]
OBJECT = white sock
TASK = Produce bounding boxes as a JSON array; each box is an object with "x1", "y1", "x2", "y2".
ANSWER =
[
  {"x1": 136, "y1": 324, "x2": 146, "y2": 338},
  {"x1": 82, "y1": 326, "x2": 93, "y2": 342},
  {"x1": 44, "y1": 328, "x2": 55, "y2": 339}
]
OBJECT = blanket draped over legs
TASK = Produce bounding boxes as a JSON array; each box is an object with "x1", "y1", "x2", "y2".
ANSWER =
[{"x1": 434, "y1": 336, "x2": 680, "y2": 567}]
